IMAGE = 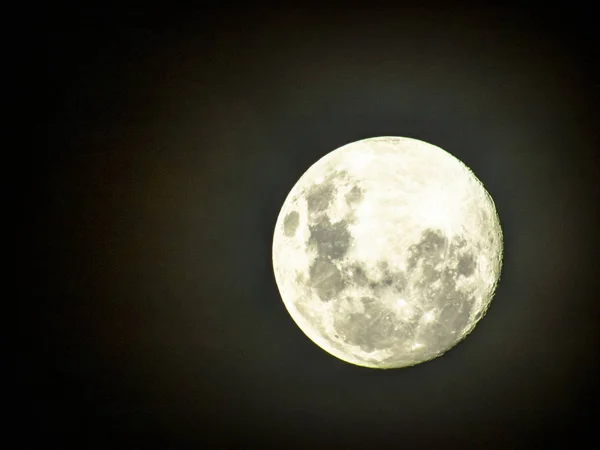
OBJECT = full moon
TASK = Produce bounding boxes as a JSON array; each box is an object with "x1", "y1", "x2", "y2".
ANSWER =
[{"x1": 272, "y1": 137, "x2": 503, "y2": 369}]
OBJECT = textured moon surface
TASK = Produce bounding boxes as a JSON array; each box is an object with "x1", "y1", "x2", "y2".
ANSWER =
[{"x1": 272, "y1": 137, "x2": 503, "y2": 369}]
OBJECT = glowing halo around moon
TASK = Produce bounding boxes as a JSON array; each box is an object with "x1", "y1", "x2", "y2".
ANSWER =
[{"x1": 272, "y1": 136, "x2": 503, "y2": 369}]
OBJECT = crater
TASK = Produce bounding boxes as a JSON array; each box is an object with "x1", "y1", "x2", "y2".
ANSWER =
[
  {"x1": 307, "y1": 216, "x2": 352, "y2": 261},
  {"x1": 308, "y1": 257, "x2": 346, "y2": 302},
  {"x1": 283, "y1": 211, "x2": 299, "y2": 237}
]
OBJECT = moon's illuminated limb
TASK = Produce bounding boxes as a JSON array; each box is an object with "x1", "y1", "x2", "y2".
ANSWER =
[{"x1": 272, "y1": 137, "x2": 503, "y2": 369}]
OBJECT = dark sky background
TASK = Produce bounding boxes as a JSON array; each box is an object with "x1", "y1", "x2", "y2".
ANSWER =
[{"x1": 37, "y1": 4, "x2": 599, "y2": 449}]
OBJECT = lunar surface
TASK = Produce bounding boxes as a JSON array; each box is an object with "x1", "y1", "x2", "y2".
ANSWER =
[{"x1": 272, "y1": 137, "x2": 503, "y2": 369}]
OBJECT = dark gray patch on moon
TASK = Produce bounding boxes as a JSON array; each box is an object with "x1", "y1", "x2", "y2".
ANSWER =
[
  {"x1": 306, "y1": 181, "x2": 336, "y2": 214},
  {"x1": 381, "y1": 275, "x2": 394, "y2": 287},
  {"x1": 410, "y1": 229, "x2": 476, "y2": 304},
  {"x1": 331, "y1": 231, "x2": 477, "y2": 358},
  {"x1": 452, "y1": 235, "x2": 467, "y2": 249},
  {"x1": 358, "y1": 261, "x2": 407, "y2": 294},
  {"x1": 306, "y1": 170, "x2": 355, "y2": 215},
  {"x1": 333, "y1": 169, "x2": 350, "y2": 180},
  {"x1": 360, "y1": 296, "x2": 377, "y2": 308},
  {"x1": 438, "y1": 296, "x2": 475, "y2": 332},
  {"x1": 345, "y1": 185, "x2": 363, "y2": 205},
  {"x1": 457, "y1": 253, "x2": 476, "y2": 277},
  {"x1": 334, "y1": 298, "x2": 398, "y2": 353},
  {"x1": 334, "y1": 313, "x2": 373, "y2": 351},
  {"x1": 301, "y1": 193, "x2": 482, "y2": 361},
  {"x1": 407, "y1": 229, "x2": 448, "y2": 270},
  {"x1": 308, "y1": 216, "x2": 352, "y2": 261},
  {"x1": 308, "y1": 257, "x2": 346, "y2": 302},
  {"x1": 283, "y1": 211, "x2": 299, "y2": 237},
  {"x1": 414, "y1": 277, "x2": 475, "y2": 353},
  {"x1": 348, "y1": 264, "x2": 369, "y2": 286},
  {"x1": 368, "y1": 312, "x2": 397, "y2": 347},
  {"x1": 418, "y1": 267, "x2": 469, "y2": 310},
  {"x1": 387, "y1": 227, "x2": 478, "y2": 359},
  {"x1": 421, "y1": 262, "x2": 441, "y2": 283},
  {"x1": 388, "y1": 271, "x2": 408, "y2": 293}
]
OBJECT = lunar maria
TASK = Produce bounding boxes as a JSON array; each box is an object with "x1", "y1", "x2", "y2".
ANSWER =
[{"x1": 272, "y1": 136, "x2": 503, "y2": 369}]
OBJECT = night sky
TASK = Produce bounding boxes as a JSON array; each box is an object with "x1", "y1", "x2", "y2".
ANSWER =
[{"x1": 38, "y1": 4, "x2": 598, "y2": 449}]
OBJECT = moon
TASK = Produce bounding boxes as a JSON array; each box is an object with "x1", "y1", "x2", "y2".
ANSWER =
[{"x1": 272, "y1": 136, "x2": 503, "y2": 369}]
